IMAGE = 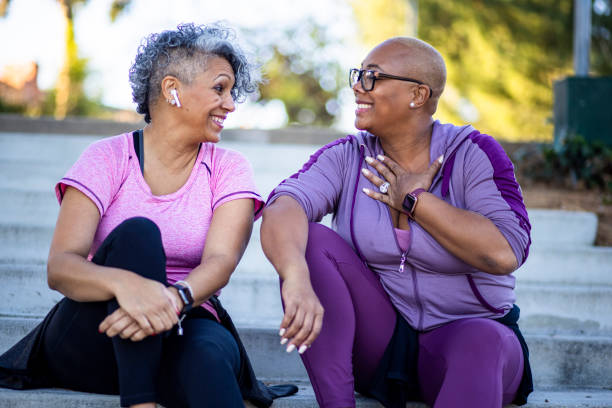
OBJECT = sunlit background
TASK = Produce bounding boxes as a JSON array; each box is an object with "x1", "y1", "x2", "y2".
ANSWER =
[{"x1": 1, "y1": 0, "x2": 611, "y2": 141}]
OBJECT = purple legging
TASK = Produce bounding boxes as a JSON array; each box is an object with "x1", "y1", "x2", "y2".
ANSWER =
[{"x1": 295, "y1": 223, "x2": 523, "y2": 408}]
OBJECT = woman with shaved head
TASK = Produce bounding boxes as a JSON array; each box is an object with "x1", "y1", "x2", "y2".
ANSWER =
[{"x1": 261, "y1": 37, "x2": 532, "y2": 407}]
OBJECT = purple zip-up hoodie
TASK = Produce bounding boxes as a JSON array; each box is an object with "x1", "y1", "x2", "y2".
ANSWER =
[{"x1": 267, "y1": 121, "x2": 531, "y2": 331}]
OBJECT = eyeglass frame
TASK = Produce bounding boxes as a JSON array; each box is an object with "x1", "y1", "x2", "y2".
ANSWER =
[{"x1": 349, "y1": 68, "x2": 433, "y2": 98}]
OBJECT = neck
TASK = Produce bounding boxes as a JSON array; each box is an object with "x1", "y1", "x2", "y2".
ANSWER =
[
  {"x1": 378, "y1": 116, "x2": 434, "y2": 171},
  {"x1": 142, "y1": 112, "x2": 200, "y2": 173}
]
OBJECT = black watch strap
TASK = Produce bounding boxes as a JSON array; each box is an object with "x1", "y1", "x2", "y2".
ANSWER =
[{"x1": 172, "y1": 283, "x2": 194, "y2": 313}]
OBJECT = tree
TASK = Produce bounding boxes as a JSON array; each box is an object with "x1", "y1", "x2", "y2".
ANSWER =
[
  {"x1": 349, "y1": 0, "x2": 612, "y2": 142},
  {"x1": 244, "y1": 19, "x2": 345, "y2": 126},
  {"x1": 1, "y1": 0, "x2": 131, "y2": 118}
]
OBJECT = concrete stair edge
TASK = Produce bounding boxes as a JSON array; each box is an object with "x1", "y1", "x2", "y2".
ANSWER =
[{"x1": 0, "y1": 386, "x2": 612, "y2": 408}]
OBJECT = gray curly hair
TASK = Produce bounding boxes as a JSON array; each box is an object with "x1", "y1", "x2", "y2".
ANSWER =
[{"x1": 129, "y1": 23, "x2": 259, "y2": 123}]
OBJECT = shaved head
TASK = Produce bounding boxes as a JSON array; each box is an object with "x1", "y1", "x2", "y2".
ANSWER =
[{"x1": 366, "y1": 37, "x2": 446, "y2": 111}]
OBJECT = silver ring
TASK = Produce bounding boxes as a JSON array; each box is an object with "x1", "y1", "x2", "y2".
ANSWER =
[{"x1": 379, "y1": 182, "x2": 390, "y2": 194}]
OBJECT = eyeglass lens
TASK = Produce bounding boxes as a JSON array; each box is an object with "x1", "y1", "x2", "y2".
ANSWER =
[{"x1": 349, "y1": 69, "x2": 374, "y2": 91}]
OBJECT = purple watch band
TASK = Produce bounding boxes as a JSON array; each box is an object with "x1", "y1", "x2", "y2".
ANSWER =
[{"x1": 411, "y1": 188, "x2": 426, "y2": 198}]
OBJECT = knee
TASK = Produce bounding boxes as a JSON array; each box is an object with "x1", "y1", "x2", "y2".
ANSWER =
[
  {"x1": 112, "y1": 217, "x2": 163, "y2": 251},
  {"x1": 191, "y1": 337, "x2": 240, "y2": 376},
  {"x1": 115, "y1": 217, "x2": 161, "y2": 240},
  {"x1": 305, "y1": 223, "x2": 342, "y2": 258},
  {"x1": 448, "y1": 319, "x2": 515, "y2": 362}
]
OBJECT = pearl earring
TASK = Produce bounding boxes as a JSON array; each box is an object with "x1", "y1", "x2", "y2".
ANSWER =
[
  {"x1": 410, "y1": 102, "x2": 415, "y2": 108},
  {"x1": 168, "y1": 98, "x2": 176, "y2": 106}
]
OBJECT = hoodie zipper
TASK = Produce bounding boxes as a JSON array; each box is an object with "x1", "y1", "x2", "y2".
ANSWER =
[{"x1": 399, "y1": 251, "x2": 407, "y2": 273}]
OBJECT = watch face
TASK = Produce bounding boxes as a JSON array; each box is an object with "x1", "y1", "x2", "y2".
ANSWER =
[{"x1": 402, "y1": 193, "x2": 417, "y2": 214}]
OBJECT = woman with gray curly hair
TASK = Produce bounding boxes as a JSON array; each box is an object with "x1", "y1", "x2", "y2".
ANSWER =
[{"x1": 0, "y1": 23, "x2": 296, "y2": 407}]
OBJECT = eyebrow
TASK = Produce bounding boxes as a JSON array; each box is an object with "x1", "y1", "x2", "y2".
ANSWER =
[
  {"x1": 362, "y1": 63, "x2": 384, "y2": 71},
  {"x1": 215, "y1": 72, "x2": 235, "y2": 80}
]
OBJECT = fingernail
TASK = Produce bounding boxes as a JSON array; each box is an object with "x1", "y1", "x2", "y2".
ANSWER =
[
  {"x1": 365, "y1": 156, "x2": 373, "y2": 164},
  {"x1": 280, "y1": 337, "x2": 288, "y2": 345},
  {"x1": 152, "y1": 333, "x2": 157, "y2": 336},
  {"x1": 286, "y1": 344, "x2": 296, "y2": 353},
  {"x1": 438, "y1": 155, "x2": 444, "y2": 164},
  {"x1": 361, "y1": 168, "x2": 370, "y2": 175},
  {"x1": 298, "y1": 345, "x2": 308, "y2": 354},
  {"x1": 377, "y1": 154, "x2": 385, "y2": 161},
  {"x1": 98, "y1": 329, "x2": 103, "y2": 333},
  {"x1": 362, "y1": 188, "x2": 370, "y2": 194},
  {"x1": 279, "y1": 328, "x2": 286, "y2": 336}
]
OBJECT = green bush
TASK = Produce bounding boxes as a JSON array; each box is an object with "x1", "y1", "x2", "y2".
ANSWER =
[{"x1": 514, "y1": 135, "x2": 612, "y2": 192}]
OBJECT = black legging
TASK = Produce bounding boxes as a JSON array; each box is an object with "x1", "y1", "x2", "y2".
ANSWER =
[{"x1": 41, "y1": 217, "x2": 243, "y2": 407}]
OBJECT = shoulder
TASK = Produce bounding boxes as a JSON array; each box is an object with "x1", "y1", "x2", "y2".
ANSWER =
[
  {"x1": 82, "y1": 133, "x2": 130, "y2": 162},
  {"x1": 210, "y1": 144, "x2": 249, "y2": 163},
  {"x1": 208, "y1": 144, "x2": 252, "y2": 173},
  {"x1": 310, "y1": 133, "x2": 362, "y2": 160},
  {"x1": 462, "y1": 131, "x2": 513, "y2": 171},
  {"x1": 206, "y1": 144, "x2": 255, "y2": 181}
]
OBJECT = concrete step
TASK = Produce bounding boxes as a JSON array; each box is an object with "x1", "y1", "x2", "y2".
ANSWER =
[
  {"x1": 2, "y1": 317, "x2": 612, "y2": 389},
  {"x1": 1, "y1": 219, "x2": 611, "y2": 281},
  {"x1": 0, "y1": 262, "x2": 283, "y2": 325},
  {"x1": 4, "y1": 261, "x2": 612, "y2": 334},
  {"x1": 514, "y1": 245, "x2": 612, "y2": 285},
  {"x1": 528, "y1": 209, "x2": 598, "y2": 247},
  {"x1": 0, "y1": 185, "x2": 601, "y2": 247},
  {"x1": 1, "y1": 386, "x2": 612, "y2": 408},
  {"x1": 515, "y1": 282, "x2": 612, "y2": 335}
]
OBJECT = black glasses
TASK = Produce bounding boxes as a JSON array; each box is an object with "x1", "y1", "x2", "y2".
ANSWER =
[{"x1": 349, "y1": 68, "x2": 433, "y2": 97}]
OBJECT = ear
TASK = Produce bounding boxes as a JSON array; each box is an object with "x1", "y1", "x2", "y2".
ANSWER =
[
  {"x1": 160, "y1": 76, "x2": 181, "y2": 101},
  {"x1": 411, "y1": 84, "x2": 430, "y2": 108}
]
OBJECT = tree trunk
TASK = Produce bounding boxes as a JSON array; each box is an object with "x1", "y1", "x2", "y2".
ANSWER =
[{"x1": 54, "y1": 0, "x2": 77, "y2": 119}]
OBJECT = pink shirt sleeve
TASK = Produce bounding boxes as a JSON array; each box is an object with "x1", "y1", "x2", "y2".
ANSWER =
[
  {"x1": 55, "y1": 136, "x2": 126, "y2": 215},
  {"x1": 210, "y1": 147, "x2": 264, "y2": 219}
]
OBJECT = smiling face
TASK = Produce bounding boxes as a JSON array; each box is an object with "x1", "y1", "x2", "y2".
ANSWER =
[
  {"x1": 353, "y1": 38, "x2": 446, "y2": 137},
  {"x1": 177, "y1": 56, "x2": 236, "y2": 143},
  {"x1": 353, "y1": 42, "x2": 418, "y2": 135}
]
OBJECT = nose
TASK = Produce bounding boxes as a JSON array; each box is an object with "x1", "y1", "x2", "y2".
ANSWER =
[
  {"x1": 223, "y1": 94, "x2": 236, "y2": 112},
  {"x1": 352, "y1": 80, "x2": 365, "y2": 94}
]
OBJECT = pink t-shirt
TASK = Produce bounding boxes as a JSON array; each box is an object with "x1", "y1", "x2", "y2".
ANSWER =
[{"x1": 55, "y1": 132, "x2": 264, "y2": 319}]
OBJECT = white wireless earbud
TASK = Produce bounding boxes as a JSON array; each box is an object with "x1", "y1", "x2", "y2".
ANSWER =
[{"x1": 170, "y1": 89, "x2": 181, "y2": 108}]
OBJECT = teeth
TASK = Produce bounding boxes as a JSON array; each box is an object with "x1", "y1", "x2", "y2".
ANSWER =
[
  {"x1": 211, "y1": 116, "x2": 225, "y2": 125},
  {"x1": 357, "y1": 104, "x2": 372, "y2": 109}
]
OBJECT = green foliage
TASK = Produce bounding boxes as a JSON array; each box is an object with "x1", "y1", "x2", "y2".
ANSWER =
[
  {"x1": 517, "y1": 134, "x2": 612, "y2": 191},
  {"x1": 592, "y1": 2, "x2": 612, "y2": 75},
  {"x1": 0, "y1": 98, "x2": 26, "y2": 114},
  {"x1": 1, "y1": 0, "x2": 130, "y2": 118},
  {"x1": 418, "y1": 0, "x2": 586, "y2": 142},
  {"x1": 349, "y1": 0, "x2": 413, "y2": 48},
  {"x1": 109, "y1": 0, "x2": 130, "y2": 22},
  {"x1": 244, "y1": 20, "x2": 344, "y2": 126}
]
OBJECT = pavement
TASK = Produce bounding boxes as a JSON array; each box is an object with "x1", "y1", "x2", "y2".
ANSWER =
[{"x1": 0, "y1": 130, "x2": 611, "y2": 407}]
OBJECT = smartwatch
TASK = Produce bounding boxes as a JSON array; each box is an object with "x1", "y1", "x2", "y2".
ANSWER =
[
  {"x1": 402, "y1": 188, "x2": 426, "y2": 218},
  {"x1": 172, "y1": 282, "x2": 194, "y2": 313}
]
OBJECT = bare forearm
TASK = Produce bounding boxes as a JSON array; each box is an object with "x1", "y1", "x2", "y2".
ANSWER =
[
  {"x1": 47, "y1": 252, "x2": 132, "y2": 301},
  {"x1": 183, "y1": 255, "x2": 240, "y2": 306},
  {"x1": 413, "y1": 193, "x2": 517, "y2": 275},
  {"x1": 260, "y1": 196, "x2": 310, "y2": 281}
]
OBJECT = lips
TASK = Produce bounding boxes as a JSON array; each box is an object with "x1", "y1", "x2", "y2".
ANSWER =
[
  {"x1": 355, "y1": 101, "x2": 373, "y2": 114},
  {"x1": 211, "y1": 115, "x2": 226, "y2": 127}
]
